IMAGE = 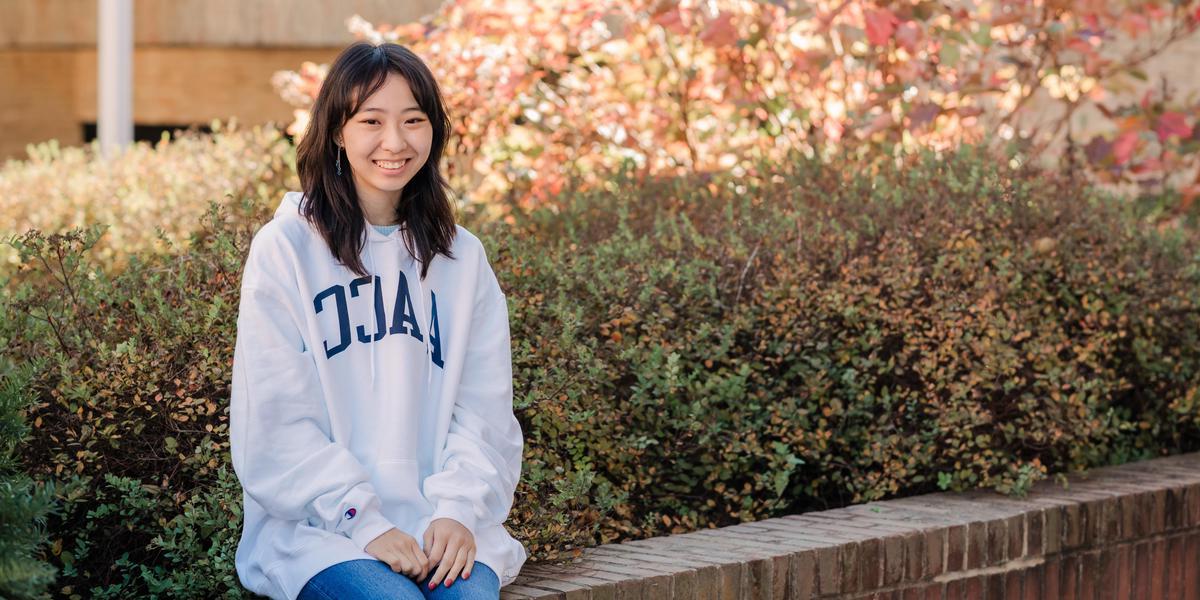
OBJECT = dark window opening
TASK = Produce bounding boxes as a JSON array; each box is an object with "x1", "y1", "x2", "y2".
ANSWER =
[{"x1": 82, "y1": 122, "x2": 214, "y2": 144}]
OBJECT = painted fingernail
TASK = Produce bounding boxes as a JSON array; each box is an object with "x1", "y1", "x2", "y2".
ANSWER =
[
  {"x1": 445, "y1": 579, "x2": 453, "y2": 587},
  {"x1": 464, "y1": 572, "x2": 470, "y2": 579},
  {"x1": 428, "y1": 582, "x2": 435, "y2": 590}
]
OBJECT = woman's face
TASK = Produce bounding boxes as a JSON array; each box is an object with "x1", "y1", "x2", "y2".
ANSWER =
[{"x1": 338, "y1": 72, "x2": 434, "y2": 212}]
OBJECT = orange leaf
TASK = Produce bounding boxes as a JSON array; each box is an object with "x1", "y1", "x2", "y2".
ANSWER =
[{"x1": 1119, "y1": 13, "x2": 1150, "y2": 36}]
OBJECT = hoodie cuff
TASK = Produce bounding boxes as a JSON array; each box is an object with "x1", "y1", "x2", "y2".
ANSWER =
[
  {"x1": 343, "y1": 508, "x2": 397, "y2": 552},
  {"x1": 430, "y1": 499, "x2": 479, "y2": 538}
]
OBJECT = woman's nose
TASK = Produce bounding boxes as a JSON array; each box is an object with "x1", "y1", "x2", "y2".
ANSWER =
[{"x1": 382, "y1": 126, "x2": 408, "y2": 152}]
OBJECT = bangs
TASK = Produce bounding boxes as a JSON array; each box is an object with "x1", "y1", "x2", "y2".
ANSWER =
[
  {"x1": 342, "y1": 49, "x2": 391, "y2": 120},
  {"x1": 342, "y1": 52, "x2": 440, "y2": 121}
]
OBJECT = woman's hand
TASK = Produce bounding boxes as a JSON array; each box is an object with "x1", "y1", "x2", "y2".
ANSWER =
[
  {"x1": 421, "y1": 517, "x2": 476, "y2": 589},
  {"x1": 364, "y1": 528, "x2": 430, "y2": 580}
]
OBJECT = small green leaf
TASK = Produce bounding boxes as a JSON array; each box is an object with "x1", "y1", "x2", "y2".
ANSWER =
[{"x1": 940, "y1": 42, "x2": 961, "y2": 68}]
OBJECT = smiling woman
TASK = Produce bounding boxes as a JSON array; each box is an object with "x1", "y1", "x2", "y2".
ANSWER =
[
  {"x1": 229, "y1": 41, "x2": 525, "y2": 600},
  {"x1": 294, "y1": 41, "x2": 457, "y2": 281},
  {"x1": 339, "y1": 72, "x2": 434, "y2": 227}
]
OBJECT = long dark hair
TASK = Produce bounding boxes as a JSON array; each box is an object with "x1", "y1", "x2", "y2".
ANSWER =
[{"x1": 295, "y1": 41, "x2": 456, "y2": 279}]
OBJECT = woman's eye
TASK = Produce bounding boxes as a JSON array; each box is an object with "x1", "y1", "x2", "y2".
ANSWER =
[
  {"x1": 407, "y1": 118, "x2": 425, "y2": 124},
  {"x1": 363, "y1": 119, "x2": 380, "y2": 125}
]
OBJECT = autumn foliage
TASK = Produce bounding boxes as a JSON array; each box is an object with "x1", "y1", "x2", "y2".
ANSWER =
[{"x1": 274, "y1": 0, "x2": 1200, "y2": 215}]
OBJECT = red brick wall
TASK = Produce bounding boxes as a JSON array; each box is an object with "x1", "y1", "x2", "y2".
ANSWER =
[{"x1": 505, "y1": 453, "x2": 1200, "y2": 599}]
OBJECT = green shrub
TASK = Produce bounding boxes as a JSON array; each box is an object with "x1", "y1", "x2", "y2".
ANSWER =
[
  {"x1": 490, "y1": 146, "x2": 1200, "y2": 545},
  {"x1": 1, "y1": 145, "x2": 1197, "y2": 597},
  {"x1": 0, "y1": 365, "x2": 61, "y2": 599}
]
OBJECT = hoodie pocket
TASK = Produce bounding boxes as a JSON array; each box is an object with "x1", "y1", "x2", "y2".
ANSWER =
[{"x1": 372, "y1": 459, "x2": 428, "y2": 536}]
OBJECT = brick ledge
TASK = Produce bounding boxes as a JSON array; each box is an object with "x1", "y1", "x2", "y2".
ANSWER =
[{"x1": 501, "y1": 452, "x2": 1200, "y2": 599}]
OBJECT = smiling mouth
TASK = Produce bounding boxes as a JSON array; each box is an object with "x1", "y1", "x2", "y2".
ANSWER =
[{"x1": 373, "y1": 159, "x2": 408, "y2": 170}]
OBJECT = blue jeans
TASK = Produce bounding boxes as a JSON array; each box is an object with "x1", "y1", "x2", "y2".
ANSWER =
[{"x1": 297, "y1": 559, "x2": 499, "y2": 600}]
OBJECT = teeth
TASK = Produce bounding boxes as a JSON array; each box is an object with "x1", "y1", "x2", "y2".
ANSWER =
[{"x1": 375, "y1": 159, "x2": 406, "y2": 169}]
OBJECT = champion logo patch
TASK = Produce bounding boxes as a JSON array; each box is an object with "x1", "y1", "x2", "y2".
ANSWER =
[{"x1": 345, "y1": 508, "x2": 357, "y2": 520}]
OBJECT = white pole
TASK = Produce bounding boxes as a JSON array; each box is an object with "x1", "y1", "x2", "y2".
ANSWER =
[{"x1": 98, "y1": 0, "x2": 133, "y2": 158}]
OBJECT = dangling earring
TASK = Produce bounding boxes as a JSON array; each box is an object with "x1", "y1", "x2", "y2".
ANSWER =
[{"x1": 335, "y1": 145, "x2": 342, "y2": 176}]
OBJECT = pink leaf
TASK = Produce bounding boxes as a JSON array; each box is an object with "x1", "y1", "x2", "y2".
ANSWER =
[
  {"x1": 859, "y1": 112, "x2": 894, "y2": 138},
  {"x1": 864, "y1": 8, "x2": 899, "y2": 47},
  {"x1": 1113, "y1": 130, "x2": 1140, "y2": 166},
  {"x1": 1130, "y1": 156, "x2": 1163, "y2": 175},
  {"x1": 895, "y1": 21, "x2": 921, "y2": 53},
  {"x1": 653, "y1": 8, "x2": 690, "y2": 35},
  {"x1": 1155, "y1": 112, "x2": 1192, "y2": 143},
  {"x1": 1140, "y1": 89, "x2": 1154, "y2": 111}
]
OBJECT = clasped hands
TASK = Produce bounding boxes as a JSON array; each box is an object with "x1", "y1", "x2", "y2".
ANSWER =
[{"x1": 364, "y1": 518, "x2": 476, "y2": 590}]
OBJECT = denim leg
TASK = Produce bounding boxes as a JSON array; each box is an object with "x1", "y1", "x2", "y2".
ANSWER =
[
  {"x1": 418, "y1": 561, "x2": 501, "y2": 600},
  {"x1": 298, "y1": 559, "x2": 425, "y2": 600}
]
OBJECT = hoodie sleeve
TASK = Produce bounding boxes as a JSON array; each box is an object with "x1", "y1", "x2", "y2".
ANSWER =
[
  {"x1": 422, "y1": 243, "x2": 524, "y2": 538},
  {"x1": 229, "y1": 226, "x2": 397, "y2": 551}
]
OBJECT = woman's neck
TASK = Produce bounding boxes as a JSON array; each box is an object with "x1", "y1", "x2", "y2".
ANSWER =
[{"x1": 359, "y1": 192, "x2": 401, "y2": 226}]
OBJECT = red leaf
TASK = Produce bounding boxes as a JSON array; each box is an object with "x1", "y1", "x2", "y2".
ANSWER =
[
  {"x1": 1113, "y1": 130, "x2": 1140, "y2": 166},
  {"x1": 1155, "y1": 111, "x2": 1192, "y2": 143},
  {"x1": 1065, "y1": 38, "x2": 1093, "y2": 54},
  {"x1": 653, "y1": 8, "x2": 690, "y2": 35},
  {"x1": 699, "y1": 11, "x2": 738, "y2": 47},
  {"x1": 864, "y1": 8, "x2": 900, "y2": 47}
]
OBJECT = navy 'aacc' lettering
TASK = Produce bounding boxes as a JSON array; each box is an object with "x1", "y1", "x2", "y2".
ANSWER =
[{"x1": 312, "y1": 270, "x2": 444, "y2": 366}]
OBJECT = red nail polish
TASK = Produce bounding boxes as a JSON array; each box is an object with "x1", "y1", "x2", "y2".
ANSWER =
[
  {"x1": 427, "y1": 582, "x2": 435, "y2": 590},
  {"x1": 464, "y1": 572, "x2": 470, "y2": 580},
  {"x1": 445, "y1": 579, "x2": 452, "y2": 587}
]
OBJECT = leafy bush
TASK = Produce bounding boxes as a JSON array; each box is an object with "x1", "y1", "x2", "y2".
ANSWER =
[
  {"x1": 2, "y1": 146, "x2": 1197, "y2": 597},
  {"x1": 0, "y1": 365, "x2": 60, "y2": 599},
  {"x1": 492, "y1": 146, "x2": 1200, "y2": 546},
  {"x1": 0, "y1": 122, "x2": 296, "y2": 273}
]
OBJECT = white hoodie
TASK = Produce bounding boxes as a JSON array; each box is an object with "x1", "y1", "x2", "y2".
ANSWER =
[{"x1": 230, "y1": 191, "x2": 527, "y2": 600}]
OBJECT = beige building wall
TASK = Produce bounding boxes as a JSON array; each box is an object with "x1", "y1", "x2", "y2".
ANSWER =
[
  {"x1": 0, "y1": 0, "x2": 443, "y2": 161},
  {"x1": 1, "y1": 50, "x2": 79, "y2": 160}
]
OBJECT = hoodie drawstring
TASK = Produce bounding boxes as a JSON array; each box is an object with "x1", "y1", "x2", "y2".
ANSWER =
[
  {"x1": 367, "y1": 228, "x2": 434, "y2": 393},
  {"x1": 405, "y1": 236, "x2": 434, "y2": 390},
  {"x1": 366, "y1": 240, "x2": 378, "y2": 391}
]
